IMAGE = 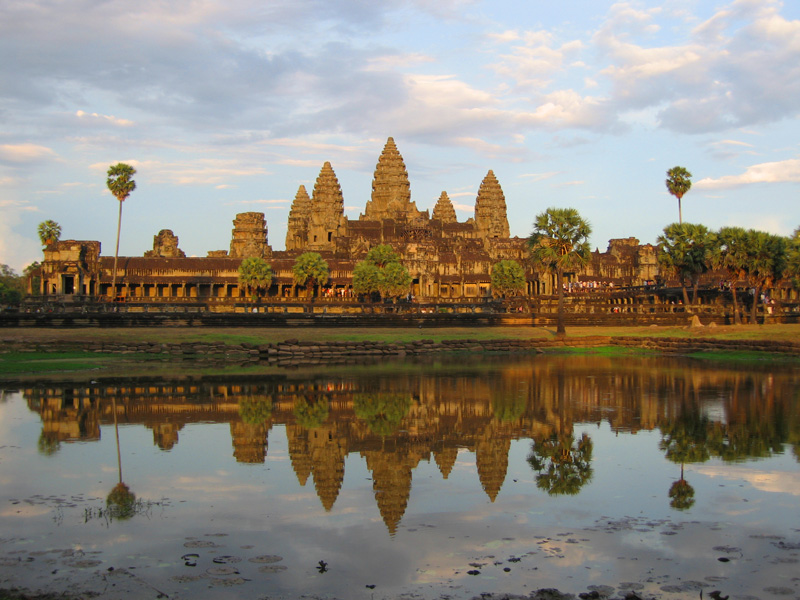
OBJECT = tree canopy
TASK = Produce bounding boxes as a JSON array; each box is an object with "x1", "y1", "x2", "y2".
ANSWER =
[
  {"x1": 352, "y1": 244, "x2": 412, "y2": 302},
  {"x1": 106, "y1": 163, "x2": 137, "y2": 296},
  {"x1": 292, "y1": 252, "x2": 329, "y2": 296},
  {"x1": 238, "y1": 257, "x2": 273, "y2": 298},
  {"x1": 490, "y1": 259, "x2": 526, "y2": 298},
  {"x1": 527, "y1": 207, "x2": 592, "y2": 335},
  {"x1": 657, "y1": 222, "x2": 714, "y2": 306},
  {"x1": 37, "y1": 220, "x2": 61, "y2": 246},
  {"x1": 666, "y1": 166, "x2": 692, "y2": 224}
]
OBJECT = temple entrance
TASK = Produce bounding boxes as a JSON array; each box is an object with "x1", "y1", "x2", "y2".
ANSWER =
[{"x1": 61, "y1": 275, "x2": 75, "y2": 295}]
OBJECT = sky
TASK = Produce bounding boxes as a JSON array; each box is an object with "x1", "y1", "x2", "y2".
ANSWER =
[{"x1": 2, "y1": 0, "x2": 800, "y2": 273}]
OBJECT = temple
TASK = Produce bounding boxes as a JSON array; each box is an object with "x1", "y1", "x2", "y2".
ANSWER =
[{"x1": 40, "y1": 137, "x2": 660, "y2": 304}]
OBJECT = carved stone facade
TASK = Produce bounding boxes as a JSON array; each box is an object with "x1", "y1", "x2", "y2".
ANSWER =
[{"x1": 38, "y1": 136, "x2": 666, "y2": 302}]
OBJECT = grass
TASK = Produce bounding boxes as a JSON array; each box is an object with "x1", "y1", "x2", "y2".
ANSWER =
[{"x1": 0, "y1": 351, "x2": 158, "y2": 375}]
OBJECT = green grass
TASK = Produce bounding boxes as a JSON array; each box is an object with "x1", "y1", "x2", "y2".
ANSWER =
[
  {"x1": 0, "y1": 351, "x2": 156, "y2": 374},
  {"x1": 686, "y1": 350, "x2": 800, "y2": 362}
]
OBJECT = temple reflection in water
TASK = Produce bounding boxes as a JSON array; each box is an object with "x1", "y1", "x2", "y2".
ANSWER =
[{"x1": 23, "y1": 355, "x2": 800, "y2": 534}]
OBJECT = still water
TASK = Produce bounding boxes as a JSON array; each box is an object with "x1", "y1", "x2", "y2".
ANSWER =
[{"x1": 1, "y1": 354, "x2": 799, "y2": 599}]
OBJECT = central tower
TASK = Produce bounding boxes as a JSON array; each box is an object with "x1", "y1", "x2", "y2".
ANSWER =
[{"x1": 362, "y1": 137, "x2": 426, "y2": 222}]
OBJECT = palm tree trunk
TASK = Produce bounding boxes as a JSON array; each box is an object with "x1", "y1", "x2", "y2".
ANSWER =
[
  {"x1": 556, "y1": 270, "x2": 566, "y2": 336},
  {"x1": 750, "y1": 285, "x2": 761, "y2": 324},
  {"x1": 111, "y1": 199, "x2": 123, "y2": 299},
  {"x1": 731, "y1": 283, "x2": 742, "y2": 325}
]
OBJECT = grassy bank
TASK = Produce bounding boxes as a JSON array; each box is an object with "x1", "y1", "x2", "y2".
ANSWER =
[{"x1": 2, "y1": 323, "x2": 800, "y2": 346}]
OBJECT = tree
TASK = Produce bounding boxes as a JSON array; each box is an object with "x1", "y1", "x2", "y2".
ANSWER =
[
  {"x1": 352, "y1": 244, "x2": 412, "y2": 303},
  {"x1": 0, "y1": 264, "x2": 23, "y2": 305},
  {"x1": 787, "y1": 227, "x2": 800, "y2": 286},
  {"x1": 666, "y1": 166, "x2": 692, "y2": 224},
  {"x1": 353, "y1": 392, "x2": 412, "y2": 437},
  {"x1": 741, "y1": 229, "x2": 786, "y2": 324},
  {"x1": 657, "y1": 222, "x2": 714, "y2": 306},
  {"x1": 106, "y1": 163, "x2": 137, "y2": 298},
  {"x1": 527, "y1": 207, "x2": 592, "y2": 336},
  {"x1": 37, "y1": 220, "x2": 61, "y2": 246},
  {"x1": 490, "y1": 259, "x2": 526, "y2": 298},
  {"x1": 710, "y1": 226, "x2": 748, "y2": 324},
  {"x1": 238, "y1": 257, "x2": 273, "y2": 299},
  {"x1": 292, "y1": 252, "x2": 329, "y2": 298}
]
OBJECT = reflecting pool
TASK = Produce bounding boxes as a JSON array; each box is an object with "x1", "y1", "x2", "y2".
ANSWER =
[{"x1": 1, "y1": 354, "x2": 799, "y2": 599}]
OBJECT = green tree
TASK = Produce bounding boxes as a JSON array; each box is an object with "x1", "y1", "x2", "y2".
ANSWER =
[
  {"x1": 238, "y1": 257, "x2": 273, "y2": 299},
  {"x1": 490, "y1": 259, "x2": 526, "y2": 298},
  {"x1": 527, "y1": 207, "x2": 592, "y2": 336},
  {"x1": 37, "y1": 220, "x2": 62, "y2": 246},
  {"x1": 352, "y1": 244, "x2": 412, "y2": 302},
  {"x1": 106, "y1": 163, "x2": 137, "y2": 298},
  {"x1": 292, "y1": 252, "x2": 329, "y2": 299},
  {"x1": 711, "y1": 226, "x2": 748, "y2": 324},
  {"x1": 786, "y1": 227, "x2": 800, "y2": 286},
  {"x1": 24, "y1": 262, "x2": 41, "y2": 296},
  {"x1": 657, "y1": 222, "x2": 714, "y2": 306},
  {"x1": 378, "y1": 261, "x2": 412, "y2": 302},
  {"x1": 741, "y1": 229, "x2": 786, "y2": 324},
  {"x1": 0, "y1": 264, "x2": 23, "y2": 305},
  {"x1": 668, "y1": 478, "x2": 695, "y2": 511},
  {"x1": 238, "y1": 395, "x2": 273, "y2": 425},
  {"x1": 666, "y1": 166, "x2": 692, "y2": 224}
]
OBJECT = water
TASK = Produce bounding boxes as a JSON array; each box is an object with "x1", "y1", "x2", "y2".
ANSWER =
[{"x1": 1, "y1": 354, "x2": 799, "y2": 599}]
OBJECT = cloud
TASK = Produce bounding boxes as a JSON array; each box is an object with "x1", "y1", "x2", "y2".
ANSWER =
[
  {"x1": 695, "y1": 158, "x2": 800, "y2": 189},
  {"x1": 89, "y1": 159, "x2": 270, "y2": 186},
  {"x1": 75, "y1": 110, "x2": 134, "y2": 127},
  {"x1": 0, "y1": 144, "x2": 58, "y2": 164}
]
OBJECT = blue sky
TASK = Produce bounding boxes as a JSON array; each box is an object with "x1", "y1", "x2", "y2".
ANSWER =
[{"x1": 2, "y1": 0, "x2": 800, "y2": 273}]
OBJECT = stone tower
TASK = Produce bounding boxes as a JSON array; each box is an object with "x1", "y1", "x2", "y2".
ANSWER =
[
  {"x1": 308, "y1": 162, "x2": 346, "y2": 251},
  {"x1": 362, "y1": 137, "x2": 425, "y2": 222},
  {"x1": 474, "y1": 170, "x2": 510, "y2": 239},
  {"x1": 229, "y1": 212, "x2": 272, "y2": 259},
  {"x1": 285, "y1": 185, "x2": 312, "y2": 251},
  {"x1": 432, "y1": 191, "x2": 457, "y2": 224}
]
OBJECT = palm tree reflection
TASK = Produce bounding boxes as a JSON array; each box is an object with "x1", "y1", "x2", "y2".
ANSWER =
[
  {"x1": 527, "y1": 432, "x2": 593, "y2": 496},
  {"x1": 105, "y1": 397, "x2": 136, "y2": 519}
]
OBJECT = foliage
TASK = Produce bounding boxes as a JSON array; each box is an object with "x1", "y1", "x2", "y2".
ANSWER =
[
  {"x1": 490, "y1": 260, "x2": 526, "y2": 298},
  {"x1": 238, "y1": 395, "x2": 273, "y2": 425},
  {"x1": 658, "y1": 404, "x2": 713, "y2": 466},
  {"x1": 787, "y1": 227, "x2": 800, "y2": 286},
  {"x1": 665, "y1": 166, "x2": 692, "y2": 224},
  {"x1": 527, "y1": 207, "x2": 592, "y2": 335},
  {"x1": 527, "y1": 432, "x2": 593, "y2": 496},
  {"x1": 353, "y1": 392, "x2": 412, "y2": 436},
  {"x1": 711, "y1": 226, "x2": 749, "y2": 324},
  {"x1": 364, "y1": 244, "x2": 401, "y2": 267},
  {"x1": 0, "y1": 264, "x2": 23, "y2": 304},
  {"x1": 352, "y1": 262, "x2": 382, "y2": 297},
  {"x1": 353, "y1": 244, "x2": 412, "y2": 302},
  {"x1": 37, "y1": 220, "x2": 62, "y2": 246},
  {"x1": 740, "y1": 229, "x2": 786, "y2": 324},
  {"x1": 293, "y1": 396, "x2": 330, "y2": 429},
  {"x1": 292, "y1": 252, "x2": 329, "y2": 295},
  {"x1": 238, "y1": 257, "x2": 273, "y2": 298},
  {"x1": 106, "y1": 163, "x2": 137, "y2": 203},
  {"x1": 106, "y1": 163, "x2": 137, "y2": 293},
  {"x1": 657, "y1": 222, "x2": 714, "y2": 305}
]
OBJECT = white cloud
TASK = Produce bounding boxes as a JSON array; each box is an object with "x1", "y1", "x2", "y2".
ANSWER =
[
  {"x1": 695, "y1": 158, "x2": 800, "y2": 189},
  {"x1": 75, "y1": 110, "x2": 134, "y2": 127},
  {"x1": 0, "y1": 144, "x2": 58, "y2": 164}
]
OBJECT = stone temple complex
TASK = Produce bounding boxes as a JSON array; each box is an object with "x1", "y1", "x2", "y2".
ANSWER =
[{"x1": 40, "y1": 137, "x2": 660, "y2": 303}]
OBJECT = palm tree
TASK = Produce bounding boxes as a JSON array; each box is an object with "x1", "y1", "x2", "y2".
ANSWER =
[
  {"x1": 657, "y1": 222, "x2": 713, "y2": 307},
  {"x1": 666, "y1": 166, "x2": 692, "y2": 224},
  {"x1": 711, "y1": 226, "x2": 748, "y2": 324},
  {"x1": 238, "y1": 257, "x2": 273, "y2": 300},
  {"x1": 106, "y1": 163, "x2": 137, "y2": 299},
  {"x1": 741, "y1": 229, "x2": 786, "y2": 324},
  {"x1": 37, "y1": 220, "x2": 61, "y2": 246},
  {"x1": 292, "y1": 252, "x2": 329, "y2": 300},
  {"x1": 527, "y1": 207, "x2": 592, "y2": 336}
]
